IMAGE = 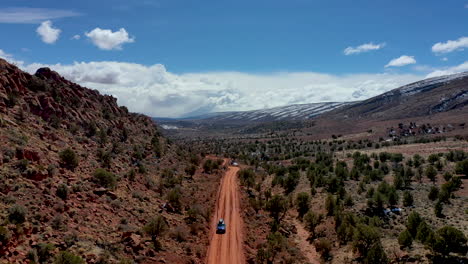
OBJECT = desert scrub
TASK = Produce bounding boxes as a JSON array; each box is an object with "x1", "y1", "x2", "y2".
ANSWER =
[
  {"x1": 54, "y1": 251, "x2": 84, "y2": 264},
  {"x1": 59, "y1": 148, "x2": 79, "y2": 170},
  {"x1": 93, "y1": 168, "x2": 117, "y2": 189},
  {"x1": 143, "y1": 215, "x2": 168, "y2": 247},
  {"x1": 8, "y1": 204, "x2": 27, "y2": 224},
  {"x1": 56, "y1": 184, "x2": 69, "y2": 200},
  {"x1": 0, "y1": 226, "x2": 10, "y2": 243}
]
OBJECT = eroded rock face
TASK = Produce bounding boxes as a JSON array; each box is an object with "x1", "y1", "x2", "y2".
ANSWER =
[{"x1": 0, "y1": 59, "x2": 128, "y2": 125}]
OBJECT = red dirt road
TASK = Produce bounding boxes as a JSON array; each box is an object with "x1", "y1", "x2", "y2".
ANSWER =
[{"x1": 206, "y1": 165, "x2": 245, "y2": 264}]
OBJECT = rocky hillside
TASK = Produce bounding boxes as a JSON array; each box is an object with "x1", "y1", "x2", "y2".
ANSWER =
[
  {"x1": 0, "y1": 59, "x2": 220, "y2": 263},
  {"x1": 326, "y1": 71, "x2": 468, "y2": 120}
]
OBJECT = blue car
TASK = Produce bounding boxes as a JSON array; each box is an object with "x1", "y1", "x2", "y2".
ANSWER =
[{"x1": 216, "y1": 218, "x2": 226, "y2": 234}]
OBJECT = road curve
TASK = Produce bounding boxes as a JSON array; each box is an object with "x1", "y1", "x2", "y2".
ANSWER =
[{"x1": 206, "y1": 164, "x2": 245, "y2": 264}]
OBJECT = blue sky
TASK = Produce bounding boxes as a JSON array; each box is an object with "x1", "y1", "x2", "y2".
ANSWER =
[{"x1": 0, "y1": 0, "x2": 467, "y2": 117}]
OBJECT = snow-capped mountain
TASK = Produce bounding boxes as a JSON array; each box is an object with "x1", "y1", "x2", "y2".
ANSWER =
[
  {"x1": 201, "y1": 102, "x2": 352, "y2": 122},
  {"x1": 326, "y1": 71, "x2": 468, "y2": 120},
  {"x1": 155, "y1": 71, "x2": 468, "y2": 130}
]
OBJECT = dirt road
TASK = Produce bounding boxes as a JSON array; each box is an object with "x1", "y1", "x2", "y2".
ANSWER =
[{"x1": 206, "y1": 164, "x2": 245, "y2": 264}]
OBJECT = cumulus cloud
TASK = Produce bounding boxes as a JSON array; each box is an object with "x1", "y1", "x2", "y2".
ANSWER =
[
  {"x1": 426, "y1": 61, "x2": 468, "y2": 78},
  {"x1": 85, "y1": 28, "x2": 134, "y2": 50},
  {"x1": 0, "y1": 8, "x2": 80, "y2": 24},
  {"x1": 36, "y1": 20, "x2": 61, "y2": 44},
  {"x1": 71, "y1": 34, "x2": 81, "y2": 40},
  {"x1": 344, "y1": 42, "x2": 385, "y2": 55},
  {"x1": 385, "y1": 55, "x2": 416, "y2": 67},
  {"x1": 0, "y1": 51, "x2": 426, "y2": 118},
  {"x1": 432, "y1": 36, "x2": 468, "y2": 54},
  {"x1": 16, "y1": 60, "x2": 422, "y2": 118}
]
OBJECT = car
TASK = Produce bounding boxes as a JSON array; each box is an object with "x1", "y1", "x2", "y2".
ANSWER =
[{"x1": 216, "y1": 218, "x2": 226, "y2": 234}]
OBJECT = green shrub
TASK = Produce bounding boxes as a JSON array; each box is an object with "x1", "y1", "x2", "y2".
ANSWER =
[
  {"x1": 406, "y1": 212, "x2": 422, "y2": 237},
  {"x1": 56, "y1": 184, "x2": 69, "y2": 200},
  {"x1": 398, "y1": 229, "x2": 413, "y2": 248},
  {"x1": 387, "y1": 187, "x2": 399, "y2": 207},
  {"x1": 315, "y1": 238, "x2": 332, "y2": 260},
  {"x1": 425, "y1": 165, "x2": 437, "y2": 183},
  {"x1": 415, "y1": 221, "x2": 432, "y2": 243},
  {"x1": 37, "y1": 243, "x2": 55, "y2": 263},
  {"x1": 59, "y1": 148, "x2": 79, "y2": 170},
  {"x1": 429, "y1": 226, "x2": 467, "y2": 257},
  {"x1": 185, "y1": 165, "x2": 197, "y2": 176},
  {"x1": 266, "y1": 195, "x2": 288, "y2": 222},
  {"x1": 8, "y1": 204, "x2": 27, "y2": 224},
  {"x1": 325, "y1": 194, "x2": 336, "y2": 216},
  {"x1": 455, "y1": 160, "x2": 468, "y2": 177},
  {"x1": 364, "y1": 243, "x2": 388, "y2": 264},
  {"x1": 93, "y1": 168, "x2": 117, "y2": 189},
  {"x1": 0, "y1": 226, "x2": 10, "y2": 243},
  {"x1": 203, "y1": 159, "x2": 217, "y2": 173},
  {"x1": 54, "y1": 251, "x2": 84, "y2": 264},
  {"x1": 403, "y1": 191, "x2": 413, "y2": 207},
  {"x1": 427, "y1": 154, "x2": 439, "y2": 164},
  {"x1": 296, "y1": 192, "x2": 310, "y2": 218},
  {"x1": 166, "y1": 188, "x2": 182, "y2": 212},
  {"x1": 238, "y1": 168, "x2": 256, "y2": 189},
  {"x1": 97, "y1": 149, "x2": 112, "y2": 168},
  {"x1": 434, "y1": 200, "x2": 443, "y2": 218},
  {"x1": 352, "y1": 224, "x2": 380, "y2": 257},
  {"x1": 143, "y1": 215, "x2": 168, "y2": 245},
  {"x1": 151, "y1": 136, "x2": 163, "y2": 157},
  {"x1": 303, "y1": 211, "x2": 322, "y2": 239},
  {"x1": 428, "y1": 186, "x2": 439, "y2": 201}
]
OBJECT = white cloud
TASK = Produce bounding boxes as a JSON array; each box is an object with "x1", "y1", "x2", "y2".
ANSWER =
[
  {"x1": 71, "y1": 34, "x2": 81, "y2": 40},
  {"x1": 36, "y1": 20, "x2": 61, "y2": 44},
  {"x1": 85, "y1": 28, "x2": 134, "y2": 50},
  {"x1": 0, "y1": 49, "x2": 24, "y2": 66},
  {"x1": 385, "y1": 55, "x2": 416, "y2": 67},
  {"x1": 0, "y1": 51, "x2": 427, "y2": 118},
  {"x1": 426, "y1": 61, "x2": 468, "y2": 78},
  {"x1": 15, "y1": 60, "x2": 421, "y2": 118},
  {"x1": 0, "y1": 49, "x2": 13, "y2": 60},
  {"x1": 0, "y1": 8, "x2": 80, "y2": 24},
  {"x1": 432, "y1": 37, "x2": 468, "y2": 54},
  {"x1": 344, "y1": 42, "x2": 385, "y2": 55},
  {"x1": 441, "y1": 57, "x2": 448, "y2": 61}
]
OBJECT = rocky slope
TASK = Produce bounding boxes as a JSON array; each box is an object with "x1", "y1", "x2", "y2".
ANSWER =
[
  {"x1": 325, "y1": 71, "x2": 468, "y2": 120},
  {"x1": 0, "y1": 59, "x2": 220, "y2": 263}
]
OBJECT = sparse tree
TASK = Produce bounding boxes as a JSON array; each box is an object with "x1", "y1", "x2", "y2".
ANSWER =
[
  {"x1": 428, "y1": 186, "x2": 439, "y2": 201},
  {"x1": 430, "y1": 226, "x2": 467, "y2": 257},
  {"x1": 266, "y1": 195, "x2": 288, "y2": 222},
  {"x1": 403, "y1": 191, "x2": 413, "y2": 207},
  {"x1": 144, "y1": 215, "x2": 168, "y2": 248},
  {"x1": 296, "y1": 192, "x2": 310, "y2": 218},
  {"x1": 325, "y1": 194, "x2": 336, "y2": 216},
  {"x1": 425, "y1": 165, "x2": 437, "y2": 184},
  {"x1": 303, "y1": 211, "x2": 322, "y2": 239},
  {"x1": 434, "y1": 200, "x2": 443, "y2": 218},
  {"x1": 398, "y1": 229, "x2": 413, "y2": 249}
]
